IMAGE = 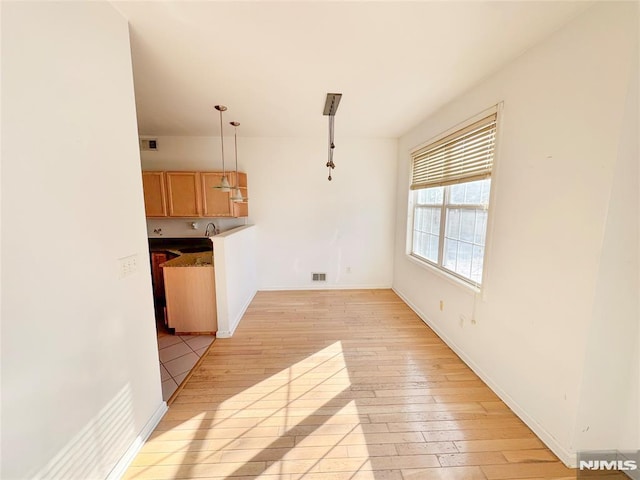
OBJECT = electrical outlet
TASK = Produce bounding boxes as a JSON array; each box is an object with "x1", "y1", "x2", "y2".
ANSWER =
[
  {"x1": 118, "y1": 254, "x2": 139, "y2": 279},
  {"x1": 439, "y1": 300, "x2": 444, "y2": 311},
  {"x1": 346, "y1": 266, "x2": 351, "y2": 274}
]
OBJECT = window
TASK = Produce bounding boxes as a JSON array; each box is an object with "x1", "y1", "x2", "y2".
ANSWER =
[{"x1": 409, "y1": 111, "x2": 497, "y2": 286}]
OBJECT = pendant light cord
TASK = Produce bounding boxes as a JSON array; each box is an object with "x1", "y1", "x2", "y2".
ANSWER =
[
  {"x1": 327, "y1": 115, "x2": 335, "y2": 180},
  {"x1": 229, "y1": 121, "x2": 243, "y2": 201},
  {"x1": 219, "y1": 109, "x2": 226, "y2": 175},
  {"x1": 234, "y1": 127, "x2": 239, "y2": 174}
]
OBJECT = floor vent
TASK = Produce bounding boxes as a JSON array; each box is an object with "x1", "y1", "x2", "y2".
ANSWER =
[{"x1": 312, "y1": 273, "x2": 326, "y2": 282}]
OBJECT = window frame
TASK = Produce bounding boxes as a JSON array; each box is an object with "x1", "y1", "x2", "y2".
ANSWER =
[
  {"x1": 406, "y1": 105, "x2": 501, "y2": 291},
  {"x1": 410, "y1": 181, "x2": 490, "y2": 287}
]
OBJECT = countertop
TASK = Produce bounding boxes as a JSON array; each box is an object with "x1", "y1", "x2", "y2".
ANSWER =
[
  {"x1": 161, "y1": 251, "x2": 213, "y2": 268},
  {"x1": 148, "y1": 237, "x2": 213, "y2": 253}
]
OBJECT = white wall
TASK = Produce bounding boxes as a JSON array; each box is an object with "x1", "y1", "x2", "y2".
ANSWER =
[
  {"x1": 572, "y1": 44, "x2": 639, "y2": 454},
  {"x1": 212, "y1": 226, "x2": 258, "y2": 337},
  {"x1": 392, "y1": 2, "x2": 638, "y2": 466},
  {"x1": 146, "y1": 216, "x2": 245, "y2": 238},
  {"x1": 141, "y1": 136, "x2": 397, "y2": 290},
  {"x1": 1, "y1": 3, "x2": 163, "y2": 478}
]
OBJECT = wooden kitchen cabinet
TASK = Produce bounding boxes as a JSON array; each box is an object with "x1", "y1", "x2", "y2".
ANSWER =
[
  {"x1": 142, "y1": 172, "x2": 168, "y2": 217},
  {"x1": 163, "y1": 264, "x2": 217, "y2": 334},
  {"x1": 150, "y1": 251, "x2": 179, "y2": 301},
  {"x1": 232, "y1": 172, "x2": 249, "y2": 218},
  {"x1": 166, "y1": 172, "x2": 201, "y2": 217},
  {"x1": 149, "y1": 250, "x2": 179, "y2": 327},
  {"x1": 141, "y1": 170, "x2": 248, "y2": 218},
  {"x1": 151, "y1": 252, "x2": 169, "y2": 300},
  {"x1": 201, "y1": 172, "x2": 249, "y2": 217},
  {"x1": 201, "y1": 172, "x2": 233, "y2": 217}
]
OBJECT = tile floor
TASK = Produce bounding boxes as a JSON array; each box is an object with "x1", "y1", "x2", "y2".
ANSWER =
[{"x1": 157, "y1": 330, "x2": 215, "y2": 401}]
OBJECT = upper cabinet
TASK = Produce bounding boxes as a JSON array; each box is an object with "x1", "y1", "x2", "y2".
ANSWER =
[
  {"x1": 201, "y1": 172, "x2": 248, "y2": 218},
  {"x1": 142, "y1": 170, "x2": 249, "y2": 218},
  {"x1": 142, "y1": 171, "x2": 168, "y2": 217},
  {"x1": 232, "y1": 172, "x2": 249, "y2": 218},
  {"x1": 166, "y1": 172, "x2": 201, "y2": 217}
]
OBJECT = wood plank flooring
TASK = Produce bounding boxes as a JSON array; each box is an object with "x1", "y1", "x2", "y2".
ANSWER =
[{"x1": 125, "y1": 289, "x2": 580, "y2": 480}]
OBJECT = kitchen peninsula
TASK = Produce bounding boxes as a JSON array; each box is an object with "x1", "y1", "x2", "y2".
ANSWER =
[
  {"x1": 147, "y1": 225, "x2": 257, "y2": 339},
  {"x1": 162, "y1": 251, "x2": 216, "y2": 334}
]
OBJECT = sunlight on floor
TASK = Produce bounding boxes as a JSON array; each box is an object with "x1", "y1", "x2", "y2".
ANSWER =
[{"x1": 132, "y1": 341, "x2": 375, "y2": 478}]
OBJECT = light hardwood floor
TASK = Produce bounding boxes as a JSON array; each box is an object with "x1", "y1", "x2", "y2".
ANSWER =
[{"x1": 125, "y1": 289, "x2": 585, "y2": 479}]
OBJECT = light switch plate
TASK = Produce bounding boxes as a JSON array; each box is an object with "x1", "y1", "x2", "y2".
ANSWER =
[{"x1": 118, "y1": 254, "x2": 139, "y2": 279}]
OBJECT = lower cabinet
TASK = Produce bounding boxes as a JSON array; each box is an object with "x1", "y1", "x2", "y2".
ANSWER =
[
  {"x1": 150, "y1": 251, "x2": 178, "y2": 300},
  {"x1": 163, "y1": 265, "x2": 217, "y2": 334}
]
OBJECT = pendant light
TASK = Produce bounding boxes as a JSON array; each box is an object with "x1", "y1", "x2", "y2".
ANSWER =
[
  {"x1": 214, "y1": 105, "x2": 231, "y2": 192},
  {"x1": 229, "y1": 121, "x2": 245, "y2": 203},
  {"x1": 323, "y1": 93, "x2": 342, "y2": 181}
]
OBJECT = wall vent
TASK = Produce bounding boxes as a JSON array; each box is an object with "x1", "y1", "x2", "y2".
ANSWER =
[
  {"x1": 140, "y1": 138, "x2": 158, "y2": 151},
  {"x1": 312, "y1": 273, "x2": 326, "y2": 282}
]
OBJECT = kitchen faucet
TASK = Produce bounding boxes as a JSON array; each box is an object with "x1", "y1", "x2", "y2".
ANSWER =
[{"x1": 204, "y1": 222, "x2": 217, "y2": 237}]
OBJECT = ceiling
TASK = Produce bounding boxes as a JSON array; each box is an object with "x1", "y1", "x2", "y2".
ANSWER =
[{"x1": 114, "y1": 1, "x2": 590, "y2": 138}]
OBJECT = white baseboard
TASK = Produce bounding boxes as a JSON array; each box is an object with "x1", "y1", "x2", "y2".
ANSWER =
[
  {"x1": 392, "y1": 286, "x2": 577, "y2": 468},
  {"x1": 216, "y1": 290, "x2": 256, "y2": 338},
  {"x1": 106, "y1": 401, "x2": 168, "y2": 480},
  {"x1": 259, "y1": 284, "x2": 392, "y2": 291},
  {"x1": 618, "y1": 452, "x2": 640, "y2": 480}
]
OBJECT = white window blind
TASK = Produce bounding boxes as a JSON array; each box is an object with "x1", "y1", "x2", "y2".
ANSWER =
[{"x1": 411, "y1": 113, "x2": 497, "y2": 190}]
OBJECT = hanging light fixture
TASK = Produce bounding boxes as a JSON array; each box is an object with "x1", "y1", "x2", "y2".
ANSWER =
[
  {"x1": 323, "y1": 93, "x2": 342, "y2": 181},
  {"x1": 229, "y1": 121, "x2": 246, "y2": 203},
  {"x1": 214, "y1": 105, "x2": 231, "y2": 192}
]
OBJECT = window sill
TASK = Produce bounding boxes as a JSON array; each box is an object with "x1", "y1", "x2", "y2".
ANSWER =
[{"x1": 405, "y1": 253, "x2": 481, "y2": 294}]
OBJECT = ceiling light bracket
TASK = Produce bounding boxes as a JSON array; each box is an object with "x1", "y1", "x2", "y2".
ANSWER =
[{"x1": 323, "y1": 93, "x2": 342, "y2": 116}]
